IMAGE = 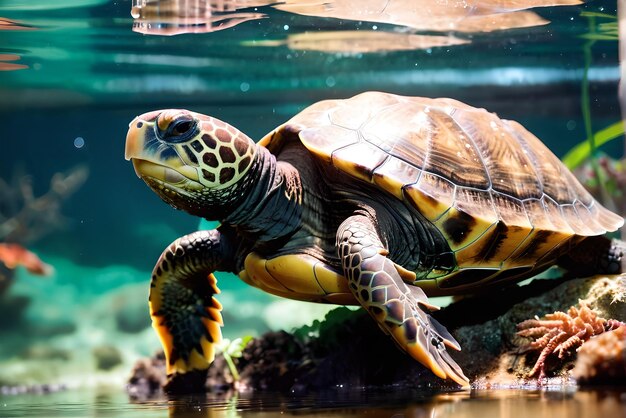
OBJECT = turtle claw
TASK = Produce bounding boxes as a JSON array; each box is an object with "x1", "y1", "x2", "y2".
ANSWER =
[
  {"x1": 393, "y1": 304, "x2": 469, "y2": 387},
  {"x1": 429, "y1": 315, "x2": 462, "y2": 351}
]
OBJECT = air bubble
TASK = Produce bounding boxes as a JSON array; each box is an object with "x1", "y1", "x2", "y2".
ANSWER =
[{"x1": 74, "y1": 137, "x2": 85, "y2": 148}]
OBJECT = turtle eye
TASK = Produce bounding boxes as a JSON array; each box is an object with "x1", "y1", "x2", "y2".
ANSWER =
[
  {"x1": 171, "y1": 120, "x2": 193, "y2": 137},
  {"x1": 156, "y1": 114, "x2": 198, "y2": 143}
]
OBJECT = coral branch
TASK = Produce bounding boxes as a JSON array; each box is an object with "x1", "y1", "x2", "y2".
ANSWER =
[
  {"x1": 0, "y1": 166, "x2": 88, "y2": 244},
  {"x1": 516, "y1": 301, "x2": 626, "y2": 380}
]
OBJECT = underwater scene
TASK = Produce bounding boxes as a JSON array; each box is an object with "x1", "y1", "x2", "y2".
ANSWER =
[{"x1": 1, "y1": 0, "x2": 626, "y2": 416}]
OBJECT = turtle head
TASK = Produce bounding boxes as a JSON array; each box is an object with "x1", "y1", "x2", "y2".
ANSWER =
[{"x1": 125, "y1": 109, "x2": 257, "y2": 218}]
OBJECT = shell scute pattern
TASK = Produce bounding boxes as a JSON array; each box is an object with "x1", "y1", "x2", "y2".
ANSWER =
[
  {"x1": 264, "y1": 92, "x2": 623, "y2": 285},
  {"x1": 404, "y1": 172, "x2": 456, "y2": 222},
  {"x1": 418, "y1": 106, "x2": 488, "y2": 190},
  {"x1": 373, "y1": 155, "x2": 421, "y2": 200},
  {"x1": 331, "y1": 141, "x2": 389, "y2": 183}
]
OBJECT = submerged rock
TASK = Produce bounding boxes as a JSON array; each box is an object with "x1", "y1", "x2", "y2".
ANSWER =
[
  {"x1": 126, "y1": 352, "x2": 167, "y2": 399},
  {"x1": 452, "y1": 274, "x2": 626, "y2": 386},
  {"x1": 92, "y1": 345, "x2": 123, "y2": 371},
  {"x1": 127, "y1": 274, "x2": 626, "y2": 394}
]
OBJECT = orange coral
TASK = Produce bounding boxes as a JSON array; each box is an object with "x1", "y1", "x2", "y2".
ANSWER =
[
  {"x1": 0, "y1": 243, "x2": 53, "y2": 276},
  {"x1": 516, "y1": 302, "x2": 624, "y2": 380}
]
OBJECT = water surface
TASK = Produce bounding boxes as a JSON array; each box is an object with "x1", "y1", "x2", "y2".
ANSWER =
[{"x1": 2, "y1": 387, "x2": 626, "y2": 418}]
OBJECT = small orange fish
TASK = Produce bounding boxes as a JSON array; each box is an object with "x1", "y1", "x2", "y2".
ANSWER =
[{"x1": 0, "y1": 243, "x2": 53, "y2": 276}]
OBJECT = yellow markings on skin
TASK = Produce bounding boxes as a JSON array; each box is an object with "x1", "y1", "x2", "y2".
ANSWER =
[
  {"x1": 171, "y1": 343, "x2": 210, "y2": 374},
  {"x1": 386, "y1": 315, "x2": 468, "y2": 387},
  {"x1": 265, "y1": 254, "x2": 329, "y2": 294},
  {"x1": 150, "y1": 307, "x2": 176, "y2": 373},
  {"x1": 313, "y1": 262, "x2": 351, "y2": 295},
  {"x1": 185, "y1": 336, "x2": 215, "y2": 372},
  {"x1": 389, "y1": 325, "x2": 447, "y2": 379},
  {"x1": 394, "y1": 263, "x2": 417, "y2": 282},
  {"x1": 411, "y1": 277, "x2": 440, "y2": 294},
  {"x1": 243, "y1": 253, "x2": 294, "y2": 294},
  {"x1": 149, "y1": 266, "x2": 172, "y2": 373},
  {"x1": 149, "y1": 264, "x2": 223, "y2": 375},
  {"x1": 241, "y1": 252, "x2": 353, "y2": 303}
]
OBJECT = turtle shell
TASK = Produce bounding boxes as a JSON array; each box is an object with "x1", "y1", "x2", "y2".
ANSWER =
[{"x1": 259, "y1": 92, "x2": 623, "y2": 289}]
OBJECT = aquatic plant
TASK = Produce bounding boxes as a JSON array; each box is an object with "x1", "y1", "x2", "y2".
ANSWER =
[
  {"x1": 293, "y1": 306, "x2": 358, "y2": 345},
  {"x1": 564, "y1": 11, "x2": 623, "y2": 210},
  {"x1": 216, "y1": 336, "x2": 253, "y2": 381},
  {"x1": 578, "y1": 11, "x2": 619, "y2": 162},
  {"x1": 516, "y1": 301, "x2": 625, "y2": 380},
  {"x1": 573, "y1": 154, "x2": 626, "y2": 218},
  {"x1": 562, "y1": 122, "x2": 624, "y2": 170}
]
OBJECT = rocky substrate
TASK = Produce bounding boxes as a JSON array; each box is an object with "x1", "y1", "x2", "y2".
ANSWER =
[{"x1": 127, "y1": 274, "x2": 626, "y2": 397}]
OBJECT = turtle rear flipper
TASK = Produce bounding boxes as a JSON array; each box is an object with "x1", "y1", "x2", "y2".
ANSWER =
[
  {"x1": 337, "y1": 214, "x2": 469, "y2": 387},
  {"x1": 150, "y1": 231, "x2": 226, "y2": 377},
  {"x1": 558, "y1": 235, "x2": 625, "y2": 276}
]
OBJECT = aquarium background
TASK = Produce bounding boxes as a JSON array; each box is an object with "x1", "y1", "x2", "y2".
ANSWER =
[{"x1": 0, "y1": 0, "x2": 623, "y2": 393}]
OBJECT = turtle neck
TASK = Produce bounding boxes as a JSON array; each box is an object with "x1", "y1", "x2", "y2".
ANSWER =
[{"x1": 222, "y1": 146, "x2": 303, "y2": 244}]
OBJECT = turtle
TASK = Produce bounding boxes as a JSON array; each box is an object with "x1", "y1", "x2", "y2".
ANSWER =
[{"x1": 124, "y1": 91, "x2": 625, "y2": 388}]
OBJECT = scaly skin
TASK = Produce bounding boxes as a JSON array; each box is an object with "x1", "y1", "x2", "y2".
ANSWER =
[
  {"x1": 337, "y1": 211, "x2": 468, "y2": 386},
  {"x1": 149, "y1": 230, "x2": 230, "y2": 376}
]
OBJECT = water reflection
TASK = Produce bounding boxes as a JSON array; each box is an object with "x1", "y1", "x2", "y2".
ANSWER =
[
  {"x1": 252, "y1": 31, "x2": 469, "y2": 53},
  {"x1": 1, "y1": 378, "x2": 625, "y2": 416},
  {"x1": 130, "y1": 0, "x2": 584, "y2": 51},
  {"x1": 131, "y1": 0, "x2": 270, "y2": 35},
  {"x1": 136, "y1": 388, "x2": 626, "y2": 418},
  {"x1": 273, "y1": 0, "x2": 581, "y2": 33},
  {"x1": 0, "y1": 17, "x2": 35, "y2": 71}
]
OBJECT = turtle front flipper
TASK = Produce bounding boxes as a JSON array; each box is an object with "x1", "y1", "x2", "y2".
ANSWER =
[
  {"x1": 149, "y1": 229, "x2": 228, "y2": 380},
  {"x1": 337, "y1": 214, "x2": 469, "y2": 388}
]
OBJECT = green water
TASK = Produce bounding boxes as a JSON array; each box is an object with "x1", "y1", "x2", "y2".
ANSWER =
[{"x1": 0, "y1": 0, "x2": 624, "y2": 415}]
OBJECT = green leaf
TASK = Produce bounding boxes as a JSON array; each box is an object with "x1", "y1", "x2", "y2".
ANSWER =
[
  {"x1": 579, "y1": 33, "x2": 618, "y2": 41},
  {"x1": 580, "y1": 11, "x2": 617, "y2": 19},
  {"x1": 562, "y1": 121, "x2": 625, "y2": 170}
]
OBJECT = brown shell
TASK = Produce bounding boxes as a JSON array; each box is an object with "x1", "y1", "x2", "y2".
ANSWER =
[{"x1": 259, "y1": 92, "x2": 623, "y2": 288}]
